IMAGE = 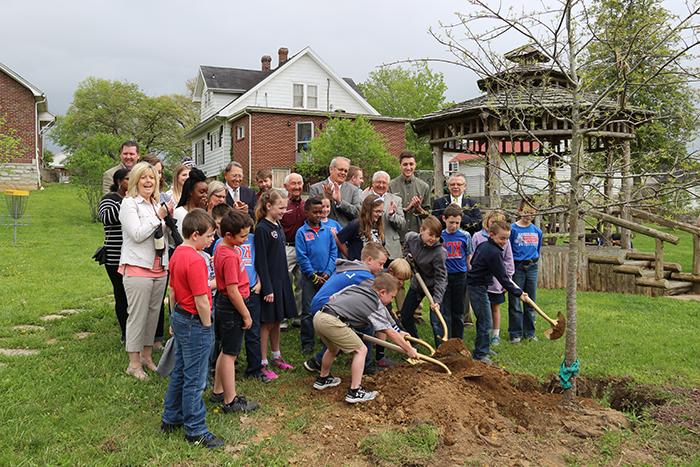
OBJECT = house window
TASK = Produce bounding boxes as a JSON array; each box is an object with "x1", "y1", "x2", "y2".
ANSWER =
[
  {"x1": 207, "y1": 132, "x2": 212, "y2": 150},
  {"x1": 307, "y1": 85, "x2": 318, "y2": 109},
  {"x1": 194, "y1": 139, "x2": 205, "y2": 165},
  {"x1": 296, "y1": 122, "x2": 314, "y2": 156},
  {"x1": 448, "y1": 161, "x2": 459, "y2": 173},
  {"x1": 271, "y1": 168, "x2": 290, "y2": 188},
  {"x1": 293, "y1": 83, "x2": 318, "y2": 109},
  {"x1": 218, "y1": 125, "x2": 223, "y2": 147},
  {"x1": 236, "y1": 124, "x2": 245, "y2": 140},
  {"x1": 293, "y1": 84, "x2": 304, "y2": 107}
]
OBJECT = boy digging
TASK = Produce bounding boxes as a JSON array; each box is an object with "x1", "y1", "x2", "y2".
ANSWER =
[
  {"x1": 313, "y1": 273, "x2": 417, "y2": 403},
  {"x1": 161, "y1": 208, "x2": 223, "y2": 449}
]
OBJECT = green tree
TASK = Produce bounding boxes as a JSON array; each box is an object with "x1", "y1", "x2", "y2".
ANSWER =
[
  {"x1": 583, "y1": 0, "x2": 699, "y2": 175},
  {"x1": 0, "y1": 115, "x2": 26, "y2": 165},
  {"x1": 65, "y1": 133, "x2": 121, "y2": 222},
  {"x1": 296, "y1": 116, "x2": 399, "y2": 184},
  {"x1": 359, "y1": 62, "x2": 451, "y2": 169}
]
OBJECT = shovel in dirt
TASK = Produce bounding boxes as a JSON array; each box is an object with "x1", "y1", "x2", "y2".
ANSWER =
[
  {"x1": 521, "y1": 296, "x2": 566, "y2": 340},
  {"x1": 357, "y1": 332, "x2": 452, "y2": 375}
]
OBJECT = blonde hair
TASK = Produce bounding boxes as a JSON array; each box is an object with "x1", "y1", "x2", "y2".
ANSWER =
[
  {"x1": 126, "y1": 162, "x2": 160, "y2": 201},
  {"x1": 255, "y1": 188, "x2": 286, "y2": 222},
  {"x1": 483, "y1": 209, "x2": 507, "y2": 230},
  {"x1": 171, "y1": 164, "x2": 190, "y2": 205},
  {"x1": 388, "y1": 258, "x2": 413, "y2": 281},
  {"x1": 207, "y1": 180, "x2": 226, "y2": 204}
]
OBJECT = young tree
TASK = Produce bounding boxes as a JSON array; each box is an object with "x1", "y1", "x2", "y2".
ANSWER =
[
  {"x1": 426, "y1": 0, "x2": 699, "y2": 401},
  {"x1": 295, "y1": 116, "x2": 399, "y2": 184},
  {"x1": 359, "y1": 62, "x2": 451, "y2": 169}
]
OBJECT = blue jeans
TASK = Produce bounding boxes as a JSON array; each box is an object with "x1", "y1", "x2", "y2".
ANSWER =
[
  {"x1": 300, "y1": 276, "x2": 321, "y2": 349},
  {"x1": 469, "y1": 285, "x2": 493, "y2": 360},
  {"x1": 508, "y1": 262, "x2": 539, "y2": 339},
  {"x1": 441, "y1": 272, "x2": 467, "y2": 340},
  {"x1": 162, "y1": 310, "x2": 214, "y2": 438},
  {"x1": 244, "y1": 292, "x2": 262, "y2": 376}
]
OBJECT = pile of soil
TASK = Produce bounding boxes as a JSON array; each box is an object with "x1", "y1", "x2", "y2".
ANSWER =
[{"x1": 299, "y1": 339, "x2": 633, "y2": 465}]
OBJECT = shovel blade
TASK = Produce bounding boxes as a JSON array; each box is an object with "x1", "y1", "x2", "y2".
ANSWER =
[{"x1": 543, "y1": 312, "x2": 566, "y2": 340}]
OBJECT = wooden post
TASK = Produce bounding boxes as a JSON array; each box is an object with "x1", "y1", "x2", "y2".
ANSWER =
[
  {"x1": 603, "y1": 144, "x2": 614, "y2": 245},
  {"x1": 482, "y1": 112, "x2": 501, "y2": 208},
  {"x1": 432, "y1": 144, "x2": 444, "y2": 199},
  {"x1": 548, "y1": 151, "x2": 557, "y2": 233},
  {"x1": 694, "y1": 235, "x2": 700, "y2": 275},
  {"x1": 620, "y1": 140, "x2": 633, "y2": 249},
  {"x1": 655, "y1": 238, "x2": 664, "y2": 281}
]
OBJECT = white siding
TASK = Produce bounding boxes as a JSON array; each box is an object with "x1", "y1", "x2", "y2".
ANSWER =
[
  {"x1": 200, "y1": 88, "x2": 241, "y2": 120},
  {"x1": 223, "y1": 54, "x2": 370, "y2": 116},
  {"x1": 191, "y1": 123, "x2": 231, "y2": 178}
]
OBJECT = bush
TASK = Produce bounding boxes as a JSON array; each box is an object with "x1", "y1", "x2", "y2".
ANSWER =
[{"x1": 295, "y1": 116, "x2": 399, "y2": 185}]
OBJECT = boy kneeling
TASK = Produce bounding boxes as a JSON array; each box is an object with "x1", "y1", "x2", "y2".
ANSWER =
[{"x1": 312, "y1": 273, "x2": 418, "y2": 404}]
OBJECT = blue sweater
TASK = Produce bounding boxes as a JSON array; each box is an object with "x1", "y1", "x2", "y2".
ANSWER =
[
  {"x1": 468, "y1": 238, "x2": 523, "y2": 296},
  {"x1": 310, "y1": 259, "x2": 374, "y2": 314},
  {"x1": 441, "y1": 229, "x2": 473, "y2": 273},
  {"x1": 510, "y1": 223, "x2": 543, "y2": 261},
  {"x1": 295, "y1": 221, "x2": 338, "y2": 277}
]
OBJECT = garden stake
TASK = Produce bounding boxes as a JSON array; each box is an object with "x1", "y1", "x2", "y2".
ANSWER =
[
  {"x1": 357, "y1": 332, "x2": 451, "y2": 375},
  {"x1": 521, "y1": 296, "x2": 566, "y2": 340}
]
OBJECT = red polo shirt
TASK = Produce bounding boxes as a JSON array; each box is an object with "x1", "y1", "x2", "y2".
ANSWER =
[{"x1": 281, "y1": 196, "x2": 305, "y2": 244}]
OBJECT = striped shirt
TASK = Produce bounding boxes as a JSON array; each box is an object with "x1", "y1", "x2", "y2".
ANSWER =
[{"x1": 99, "y1": 192, "x2": 124, "y2": 266}]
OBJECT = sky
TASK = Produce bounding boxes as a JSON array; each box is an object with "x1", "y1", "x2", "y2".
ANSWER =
[{"x1": 2, "y1": 0, "x2": 696, "y2": 152}]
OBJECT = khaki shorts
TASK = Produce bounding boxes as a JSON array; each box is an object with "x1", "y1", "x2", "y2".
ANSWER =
[{"x1": 313, "y1": 311, "x2": 364, "y2": 354}]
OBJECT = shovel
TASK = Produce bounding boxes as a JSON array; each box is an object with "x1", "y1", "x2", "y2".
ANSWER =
[
  {"x1": 405, "y1": 253, "x2": 448, "y2": 342},
  {"x1": 521, "y1": 296, "x2": 566, "y2": 340},
  {"x1": 357, "y1": 332, "x2": 452, "y2": 375}
]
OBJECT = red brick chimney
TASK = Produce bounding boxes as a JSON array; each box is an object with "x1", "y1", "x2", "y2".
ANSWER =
[
  {"x1": 261, "y1": 55, "x2": 272, "y2": 72},
  {"x1": 278, "y1": 47, "x2": 289, "y2": 67}
]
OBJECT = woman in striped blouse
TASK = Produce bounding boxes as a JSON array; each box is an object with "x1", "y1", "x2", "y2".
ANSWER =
[{"x1": 99, "y1": 168, "x2": 130, "y2": 343}]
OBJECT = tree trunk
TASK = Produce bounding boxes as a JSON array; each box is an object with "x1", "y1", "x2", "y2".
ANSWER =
[
  {"x1": 620, "y1": 140, "x2": 633, "y2": 249},
  {"x1": 563, "y1": 2, "x2": 580, "y2": 403}
]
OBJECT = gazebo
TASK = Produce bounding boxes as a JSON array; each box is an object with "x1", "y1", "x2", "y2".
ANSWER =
[{"x1": 412, "y1": 45, "x2": 700, "y2": 296}]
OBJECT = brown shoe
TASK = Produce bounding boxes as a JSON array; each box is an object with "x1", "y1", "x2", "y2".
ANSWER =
[{"x1": 126, "y1": 366, "x2": 149, "y2": 381}]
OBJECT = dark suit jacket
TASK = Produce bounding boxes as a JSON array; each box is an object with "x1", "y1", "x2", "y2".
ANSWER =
[
  {"x1": 432, "y1": 195, "x2": 483, "y2": 235},
  {"x1": 225, "y1": 185, "x2": 256, "y2": 219}
]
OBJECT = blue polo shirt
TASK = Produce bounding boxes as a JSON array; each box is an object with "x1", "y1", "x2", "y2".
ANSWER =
[{"x1": 510, "y1": 223, "x2": 543, "y2": 261}]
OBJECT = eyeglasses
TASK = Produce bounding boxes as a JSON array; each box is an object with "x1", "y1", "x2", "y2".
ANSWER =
[
  {"x1": 230, "y1": 174, "x2": 243, "y2": 179},
  {"x1": 335, "y1": 168, "x2": 349, "y2": 173}
]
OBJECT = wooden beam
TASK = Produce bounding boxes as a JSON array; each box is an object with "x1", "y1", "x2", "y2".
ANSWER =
[
  {"x1": 626, "y1": 207, "x2": 700, "y2": 236},
  {"x1": 589, "y1": 210, "x2": 680, "y2": 244},
  {"x1": 432, "y1": 145, "x2": 444, "y2": 199},
  {"x1": 427, "y1": 129, "x2": 636, "y2": 144},
  {"x1": 655, "y1": 238, "x2": 664, "y2": 281}
]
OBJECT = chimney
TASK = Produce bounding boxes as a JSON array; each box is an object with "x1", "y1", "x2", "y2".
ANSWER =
[
  {"x1": 261, "y1": 55, "x2": 272, "y2": 72},
  {"x1": 278, "y1": 47, "x2": 289, "y2": 67}
]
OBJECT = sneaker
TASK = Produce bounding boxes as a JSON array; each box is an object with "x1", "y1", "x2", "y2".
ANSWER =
[
  {"x1": 244, "y1": 372, "x2": 274, "y2": 383},
  {"x1": 345, "y1": 386, "x2": 378, "y2": 404},
  {"x1": 209, "y1": 391, "x2": 224, "y2": 403},
  {"x1": 280, "y1": 320, "x2": 289, "y2": 331},
  {"x1": 301, "y1": 345, "x2": 315, "y2": 356},
  {"x1": 222, "y1": 395, "x2": 260, "y2": 413},
  {"x1": 375, "y1": 357, "x2": 396, "y2": 368},
  {"x1": 313, "y1": 374, "x2": 342, "y2": 390},
  {"x1": 490, "y1": 335, "x2": 501, "y2": 346},
  {"x1": 160, "y1": 421, "x2": 182, "y2": 433},
  {"x1": 185, "y1": 432, "x2": 225, "y2": 449},
  {"x1": 526, "y1": 335, "x2": 538, "y2": 342},
  {"x1": 510, "y1": 337, "x2": 522, "y2": 344},
  {"x1": 291, "y1": 318, "x2": 301, "y2": 328},
  {"x1": 475, "y1": 356, "x2": 494, "y2": 366},
  {"x1": 271, "y1": 357, "x2": 294, "y2": 370},
  {"x1": 303, "y1": 358, "x2": 322, "y2": 373},
  {"x1": 260, "y1": 365, "x2": 279, "y2": 380}
]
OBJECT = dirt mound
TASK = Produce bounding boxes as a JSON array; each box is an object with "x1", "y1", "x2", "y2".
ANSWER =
[{"x1": 305, "y1": 339, "x2": 633, "y2": 465}]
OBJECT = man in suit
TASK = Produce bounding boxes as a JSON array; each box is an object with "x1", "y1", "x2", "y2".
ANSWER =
[
  {"x1": 223, "y1": 161, "x2": 256, "y2": 219},
  {"x1": 308, "y1": 156, "x2": 361, "y2": 227},
  {"x1": 432, "y1": 173, "x2": 482, "y2": 235},
  {"x1": 362, "y1": 171, "x2": 405, "y2": 260},
  {"x1": 102, "y1": 141, "x2": 139, "y2": 194}
]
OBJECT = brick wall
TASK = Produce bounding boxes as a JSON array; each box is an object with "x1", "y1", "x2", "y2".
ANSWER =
[
  {"x1": 0, "y1": 69, "x2": 36, "y2": 164},
  {"x1": 229, "y1": 111, "x2": 406, "y2": 185}
]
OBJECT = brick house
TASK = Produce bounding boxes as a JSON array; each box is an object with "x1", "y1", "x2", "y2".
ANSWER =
[
  {"x1": 0, "y1": 62, "x2": 54, "y2": 190},
  {"x1": 188, "y1": 47, "x2": 407, "y2": 186}
]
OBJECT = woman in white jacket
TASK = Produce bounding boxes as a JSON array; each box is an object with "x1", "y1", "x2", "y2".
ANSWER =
[{"x1": 119, "y1": 162, "x2": 171, "y2": 381}]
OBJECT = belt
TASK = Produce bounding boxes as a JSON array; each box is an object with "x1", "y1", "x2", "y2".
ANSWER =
[
  {"x1": 285, "y1": 241, "x2": 295, "y2": 247},
  {"x1": 321, "y1": 306, "x2": 347, "y2": 323},
  {"x1": 174, "y1": 304, "x2": 201, "y2": 322},
  {"x1": 515, "y1": 258, "x2": 539, "y2": 266}
]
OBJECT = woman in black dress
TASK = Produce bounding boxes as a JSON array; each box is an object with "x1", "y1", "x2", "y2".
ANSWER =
[{"x1": 254, "y1": 189, "x2": 297, "y2": 380}]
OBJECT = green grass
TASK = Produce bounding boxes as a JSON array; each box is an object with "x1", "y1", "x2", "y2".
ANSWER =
[
  {"x1": 358, "y1": 423, "x2": 439, "y2": 465},
  {"x1": 1, "y1": 184, "x2": 699, "y2": 464}
]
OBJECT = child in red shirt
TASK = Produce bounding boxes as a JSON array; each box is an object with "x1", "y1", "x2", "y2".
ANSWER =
[
  {"x1": 211, "y1": 210, "x2": 259, "y2": 413},
  {"x1": 161, "y1": 209, "x2": 223, "y2": 449}
]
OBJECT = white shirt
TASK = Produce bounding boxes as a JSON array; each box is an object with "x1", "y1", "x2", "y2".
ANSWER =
[{"x1": 226, "y1": 184, "x2": 240, "y2": 203}]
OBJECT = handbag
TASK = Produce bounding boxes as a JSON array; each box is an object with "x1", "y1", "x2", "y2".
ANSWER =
[{"x1": 92, "y1": 246, "x2": 107, "y2": 265}]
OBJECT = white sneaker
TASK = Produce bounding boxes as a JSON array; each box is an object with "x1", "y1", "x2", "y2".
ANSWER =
[{"x1": 345, "y1": 386, "x2": 378, "y2": 404}]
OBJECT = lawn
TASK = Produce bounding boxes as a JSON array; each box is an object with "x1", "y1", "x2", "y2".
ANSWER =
[{"x1": 1, "y1": 184, "x2": 699, "y2": 465}]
